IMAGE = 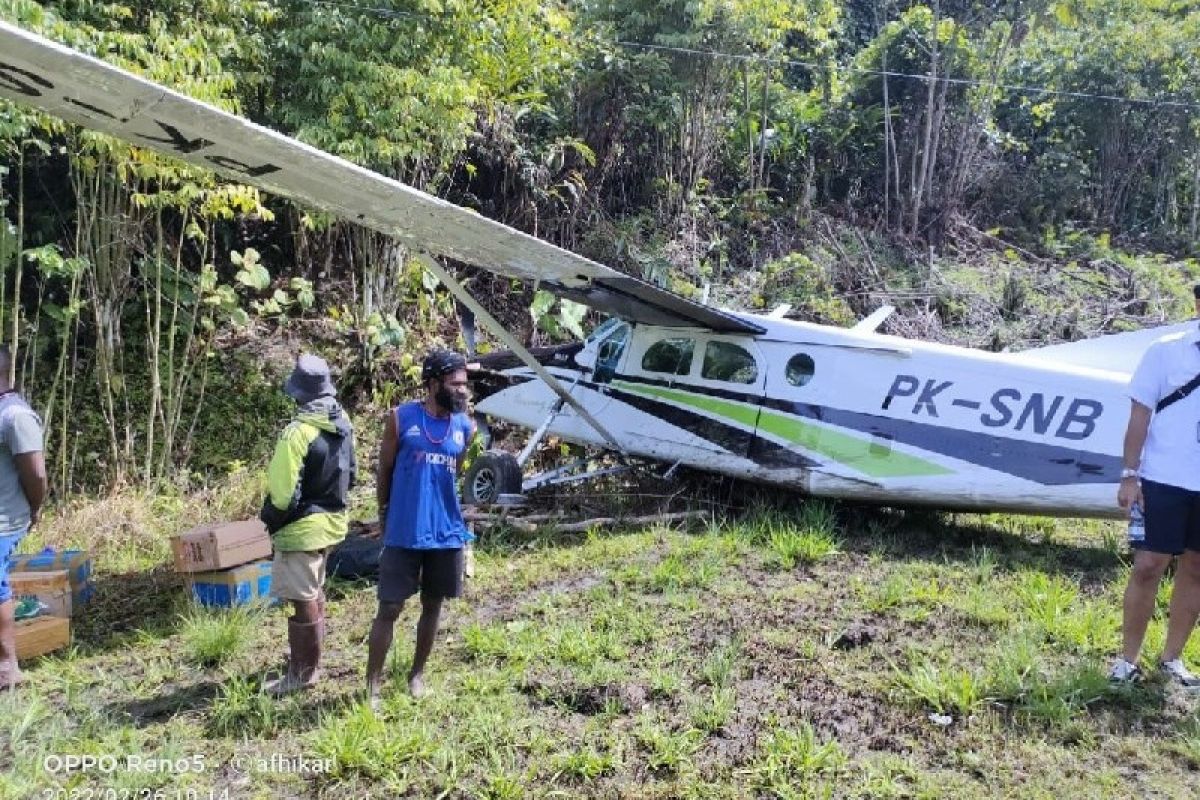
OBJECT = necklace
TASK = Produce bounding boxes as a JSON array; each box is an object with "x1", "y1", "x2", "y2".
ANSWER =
[{"x1": 421, "y1": 405, "x2": 451, "y2": 445}]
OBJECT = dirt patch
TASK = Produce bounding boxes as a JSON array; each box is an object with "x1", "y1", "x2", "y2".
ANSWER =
[
  {"x1": 521, "y1": 671, "x2": 650, "y2": 716},
  {"x1": 467, "y1": 569, "x2": 608, "y2": 625},
  {"x1": 831, "y1": 620, "x2": 879, "y2": 650},
  {"x1": 76, "y1": 567, "x2": 186, "y2": 644}
]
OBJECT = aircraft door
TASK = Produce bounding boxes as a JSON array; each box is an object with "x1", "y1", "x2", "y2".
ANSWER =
[{"x1": 675, "y1": 337, "x2": 767, "y2": 459}]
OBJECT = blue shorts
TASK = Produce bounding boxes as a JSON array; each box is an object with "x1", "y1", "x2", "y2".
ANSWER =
[
  {"x1": 1137, "y1": 479, "x2": 1200, "y2": 556},
  {"x1": 0, "y1": 528, "x2": 29, "y2": 603}
]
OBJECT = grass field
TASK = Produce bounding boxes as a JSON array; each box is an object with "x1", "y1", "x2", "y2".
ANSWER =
[{"x1": 3, "y1": 488, "x2": 1200, "y2": 799}]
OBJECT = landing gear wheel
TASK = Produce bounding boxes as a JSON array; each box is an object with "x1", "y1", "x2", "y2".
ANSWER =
[{"x1": 463, "y1": 450, "x2": 522, "y2": 505}]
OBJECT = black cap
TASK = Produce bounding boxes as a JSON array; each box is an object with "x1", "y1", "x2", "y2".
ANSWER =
[{"x1": 422, "y1": 349, "x2": 467, "y2": 382}]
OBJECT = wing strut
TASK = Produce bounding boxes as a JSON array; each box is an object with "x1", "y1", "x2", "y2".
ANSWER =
[{"x1": 417, "y1": 254, "x2": 626, "y2": 454}]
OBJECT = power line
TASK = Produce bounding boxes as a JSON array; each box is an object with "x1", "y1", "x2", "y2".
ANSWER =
[
  {"x1": 286, "y1": 0, "x2": 1200, "y2": 113},
  {"x1": 299, "y1": 0, "x2": 420, "y2": 20},
  {"x1": 615, "y1": 40, "x2": 1200, "y2": 112}
]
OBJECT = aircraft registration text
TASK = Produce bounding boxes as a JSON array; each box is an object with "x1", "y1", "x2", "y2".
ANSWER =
[{"x1": 882, "y1": 374, "x2": 1103, "y2": 441}]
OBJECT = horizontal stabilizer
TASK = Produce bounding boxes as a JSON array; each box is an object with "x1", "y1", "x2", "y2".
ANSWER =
[
  {"x1": 852, "y1": 305, "x2": 895, "y2": 333},
  {"x1": 1012, "y1": 320, "x2": 1195, "y2": 375}
]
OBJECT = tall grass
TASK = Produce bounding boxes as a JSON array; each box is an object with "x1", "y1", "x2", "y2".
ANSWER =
[
  {"x1": 179, "y1": 602, "x2": 265, "y2": 668},
  {"x1": 741, "y1": 502, "x2": 841, "y2": 569},
  {"x1": 23, "y1": 467, "x2": 267, "y2": 572},
  {"x1": 747, "y1": 721, "x2": 847, "y2": 793},
  {"x1": 890, "y1": 659, "x2": 989, "y2": 717}
]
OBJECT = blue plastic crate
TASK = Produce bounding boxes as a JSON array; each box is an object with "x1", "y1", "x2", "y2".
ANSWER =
[
  {"x1": 188, "y1": 560, "x2": 274, "y2": 608},
  {"x1": 10, "y1": 549, "x2": 92, "y2": 611}
]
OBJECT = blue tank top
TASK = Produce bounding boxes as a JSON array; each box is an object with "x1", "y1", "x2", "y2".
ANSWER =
[{"x1": 384, "y1": 402, "x2": 474, "y2": 549}]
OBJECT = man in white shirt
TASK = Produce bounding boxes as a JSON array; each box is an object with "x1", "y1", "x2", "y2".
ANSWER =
[{"x1": 1113, "y1": 285, "x2": 1200, "y2": 686}]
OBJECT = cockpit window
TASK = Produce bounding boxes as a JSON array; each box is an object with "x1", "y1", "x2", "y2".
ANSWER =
[
  {"x1": 594, "y1": 323, "x2": 630, "y2": 384},
  {"x1": 702, "y1": 341, "x2": 758, "y2": 384},
  {"x1": 587, "y1": 317, "x2": 622, "y2": 343},
  {"x1": 641, "y1": 338, "x2": 695, "y2": 375}
]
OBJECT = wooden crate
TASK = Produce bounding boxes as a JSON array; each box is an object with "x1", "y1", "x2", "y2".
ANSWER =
[
  {"x1": 10, "y1": 550, "x2": 93, "y2": 609},
  {"x1": 15, "y1": 616, "x2": 70, "y2": 660},
  {"x1": 11, "y1": 570, "x2": 72, "y2": 618}
]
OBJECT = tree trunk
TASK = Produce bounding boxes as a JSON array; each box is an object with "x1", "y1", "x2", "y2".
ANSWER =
[
  {"x1": 743, "y1": 63, "x2": 755, "y2": 192},
  {"x1": 882, "y1": 37, "x2": 892, "y2": 225},
  {"x1": 910, "y1": 0, "x2": 941, "y2": 236},
  {"x1": 1190, "y1": 153, "x2": 1200, "y2": 241},
  {"x1": 757, "y1": 64, "x2": 770, "y2": 191},
  {"x1": 10, "y1": 146, "x2": 23, "y2": 386}
]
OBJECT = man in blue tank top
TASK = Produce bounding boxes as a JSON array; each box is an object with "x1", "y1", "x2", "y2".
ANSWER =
[{"x1": 367, "y1": 349, "x2": 475, "y2": 703}]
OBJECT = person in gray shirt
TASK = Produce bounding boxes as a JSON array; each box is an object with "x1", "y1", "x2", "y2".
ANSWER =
[{"x1": 0, "y1": 346, "x2": 47, "y2": 690}]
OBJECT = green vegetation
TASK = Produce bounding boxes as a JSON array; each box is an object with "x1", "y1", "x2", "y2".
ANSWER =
[
  {"x1": 5, "y1": 487, "x2": 1200, "y2": 797},
  {"x1": 2, "y1": 0, "x2": 1200, "y2": 496},
  {"x1": 179, "y1": 603, "x2": 265, "y2": 668},
  {"x1": 4, "y1": 2, "x2": 1200, "y2": 797}
]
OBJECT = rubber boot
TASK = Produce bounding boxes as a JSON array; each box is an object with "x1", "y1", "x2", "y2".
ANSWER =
[{"x1": 266, "y1": 619, "x2": 322, "y2": 696}]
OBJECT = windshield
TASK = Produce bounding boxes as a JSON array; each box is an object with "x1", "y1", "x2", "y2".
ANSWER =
[{"x1": 586, "y1": 317, "x2": 621, "y2": 343}]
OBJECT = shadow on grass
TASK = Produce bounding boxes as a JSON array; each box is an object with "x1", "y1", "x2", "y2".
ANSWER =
[
  {"x1": 72, "y1": 566, "x2": 191, "y2": 651},
  {"x1": 992, "y1": 678, "x2": 1178, "y2": 740},
  {"x1": 840, "y1": 506, "x2": 1125, "y2": 584},
  {"x1": 465, "y1": 468, "x2": 1119, "y2": 567},
  {"x1": 472, "y1": 488, "x2": 1124, "y2": 584},
  {"x1": 107, "y1": 678, "x2": 225, "y2": 726},
  {"x1": 105, "y1": 672, "x2": 363, "y2": 733}
]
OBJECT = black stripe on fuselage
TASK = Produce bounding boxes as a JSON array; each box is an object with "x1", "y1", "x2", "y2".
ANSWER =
[
  {"x1": 498, "y1": 369, "x2": 1121, "y2": 485},
  {"x1": 604, "y1": 385, "x2": 819, "y2": 469}
]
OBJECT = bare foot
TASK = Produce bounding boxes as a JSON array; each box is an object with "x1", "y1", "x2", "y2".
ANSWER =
[
  {"x1": 407, "y1": 672, "x2": 426, "y2": 698},
  {"x1": 366, "y1": 680, "x2": 383, "y2": 712},
  {"x1": 0, "y1": 668, "x2": 26, "y2": 692}
]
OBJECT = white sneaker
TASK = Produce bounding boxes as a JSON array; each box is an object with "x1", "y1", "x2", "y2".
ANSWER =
[
  {"x1": 1108, "y1": 658, "x2": 1141, "y2": 683},
  {"x1": 1159, "y1": 659, "x2": 1200, "y2": 688}
]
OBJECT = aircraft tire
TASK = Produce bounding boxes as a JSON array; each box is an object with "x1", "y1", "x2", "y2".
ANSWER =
[{"x1": 464, "y1": 450, "x2": 522, "y2": 505}]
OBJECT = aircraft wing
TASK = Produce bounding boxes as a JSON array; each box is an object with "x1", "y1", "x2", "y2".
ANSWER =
[
  {"x1": 0, "y1": 21, "x2": 762, "y2": 336},
  {"x1": 1011, "y1": 320, "x2": 1194, "y2": 376}
]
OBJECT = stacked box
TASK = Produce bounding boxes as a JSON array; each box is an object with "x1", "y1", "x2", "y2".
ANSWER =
[
  {"x1": 10, "y1": 570, "x2": 71, "y2": 618},
  {"x1": 187, "y1": 559, "x2": 273, "y2": 608},
  {"x1": 15, "y1": 616, "x2": 70, "y2": 660},
  {"x1": 171, "y1": 519, "x2": 271, "y2": 573},
  {"x1": 10, "y1": 550, "x2": 92, "y2": 610}
]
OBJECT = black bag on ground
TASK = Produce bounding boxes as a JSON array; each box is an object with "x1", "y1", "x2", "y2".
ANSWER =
[{"x1": 327, "y1": 534, "x2": 384, "y2": 580}]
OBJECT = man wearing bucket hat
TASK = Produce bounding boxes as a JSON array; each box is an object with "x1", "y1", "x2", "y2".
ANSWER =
[
  {"x1": 366, "y1": 348, "x2": 475, "y2": 703},
  {"x1": 262, "y1": 353, "x2": 356, "y2": 695}
]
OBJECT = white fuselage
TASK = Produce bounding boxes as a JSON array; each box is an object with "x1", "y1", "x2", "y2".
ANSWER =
[{"x1": 477, "y1": 313, "x2": 1143, "y2": 518}]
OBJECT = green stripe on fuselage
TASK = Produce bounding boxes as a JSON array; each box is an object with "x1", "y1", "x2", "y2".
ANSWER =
[{"x1": 613, "y1": 380, "x2": 952, "y2": 478}]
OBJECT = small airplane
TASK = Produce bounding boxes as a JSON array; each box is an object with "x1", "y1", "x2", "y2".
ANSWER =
[{"x1": 0, "y1": 21, "x2": 1167, "y2": 519}]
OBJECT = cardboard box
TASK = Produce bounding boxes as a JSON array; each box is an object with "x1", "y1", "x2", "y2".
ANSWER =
[
  {"x1": 187, "y1": 560, "x2": 274, "y2": 608},
  {"x1": 10, "y1": 570, "x2": 72, "y2": 618},
  {"x1": 15, "y1": 615, "x2": 70, "y2": 660},
  {"x1": 172, "y1": 519, "x2": 271, "y2": 573},
  {"x1": 9, "y1": 550, "x2": 92, "y2": 610}
]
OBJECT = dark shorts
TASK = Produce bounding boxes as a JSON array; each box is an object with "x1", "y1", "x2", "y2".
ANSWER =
[
  {"x1": 1137, "y1": 479, "x2": 1200, "y2": 555},
  {"x1": 378, "y1": 546, "x2": 463, "y2": 604}
]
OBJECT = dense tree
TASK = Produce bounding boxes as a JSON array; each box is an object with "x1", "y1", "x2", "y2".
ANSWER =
[{"x1": 2, "y1": 0, "x2": 1198, "y2": 490}]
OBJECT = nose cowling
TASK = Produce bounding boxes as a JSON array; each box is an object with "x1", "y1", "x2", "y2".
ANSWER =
[{"x1": 468, "y1": 341, "x2": 585, "y2": 401}]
